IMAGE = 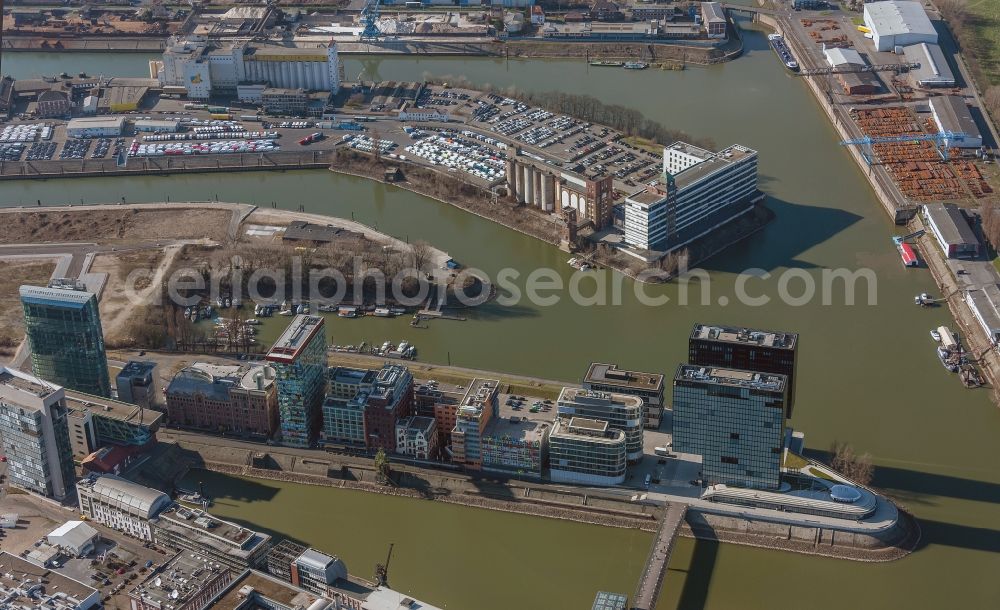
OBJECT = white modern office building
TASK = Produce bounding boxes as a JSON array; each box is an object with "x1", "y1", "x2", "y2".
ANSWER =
[
  {"x1": 549, "y1": 417, "x2": 627, "y2": 486},
  {"x1": 863, "y1": 1, "x2": 937, "y2": 52},
  {"x1": 159, "y1": 36, "x2": 340, "y2": 100},
  {"x1": 556, "y1": 387, "x2": 644, "y2": 462},
  {"x1": 0, "y1": 369, "x2": 76, "y2": 501},
  {"x1": 624, "y1": 142, "x2": 759, "y2": 252},
  {"x1": 76, "y1": 475, "x2": 172, "y2": 541}
]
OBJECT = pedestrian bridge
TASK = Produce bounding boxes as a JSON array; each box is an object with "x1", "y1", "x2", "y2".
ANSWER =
[{"x1": 631, "y1": 502, "x2": 688, "y2": 610}]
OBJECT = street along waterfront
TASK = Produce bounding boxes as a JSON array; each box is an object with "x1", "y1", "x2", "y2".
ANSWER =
[{"x1": 4, "y1": 24, "x2": 1000, "y2": 610}]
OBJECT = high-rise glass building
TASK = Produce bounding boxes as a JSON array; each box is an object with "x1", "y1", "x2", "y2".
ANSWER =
[
  {"x1": 0, "y1": 368, "x2": 77, "y2": 500},
  {"x1": 672, "y1": 365, "x2": 787, "y2": 490},
  {"x1": 265, "y1": 315, "x2": 327, "y2": 448},
  {"x1": 556, "y1": 387, "x2": 644, "y2": 462},
  {"x1": 20, "y1": 282, "x2": 110, "y2": 398},
  {"x1": 688, "y1": 323, "x2": 798, "y2": 417}
]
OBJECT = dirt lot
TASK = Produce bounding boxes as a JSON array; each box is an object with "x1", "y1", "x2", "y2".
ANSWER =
[
  {"x1": 0, "y1": 260, "x2": 54, "y2": 354},
  {"x1": 91, "y1": 249, "x2": 166, "y2": 343},
  {"x1": 0, "y1": 208, "x2": 232, "y2": 245}
]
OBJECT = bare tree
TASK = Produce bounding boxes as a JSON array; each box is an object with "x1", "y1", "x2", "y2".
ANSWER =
[
  {"x1": 410, "y1": 240, "x2": 433, "y2": 272},
  {"x1": 830, "y1": 441, "x2": 875, "y2": 486}
]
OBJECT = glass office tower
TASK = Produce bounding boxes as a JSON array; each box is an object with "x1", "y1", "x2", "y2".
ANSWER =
[
  {"x1": 20, "y1": 283, "x2": 110, "y2": 398},
  {"x1": 672, "y1": 365, "x2": 787, "y2": 490}
]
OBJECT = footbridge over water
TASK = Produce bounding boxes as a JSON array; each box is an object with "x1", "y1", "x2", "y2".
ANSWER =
[{"x1": 631, "y1": 502, "x2": 688, "y2": 610}]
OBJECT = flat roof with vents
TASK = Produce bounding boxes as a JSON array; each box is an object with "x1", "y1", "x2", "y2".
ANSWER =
[
  {"x1": 266, "y1": 315, "x2": 325, "y2": 363},
  {"x1": 691, "y1": 323, "x2": 797, "y2": 349},
  {"x1": 584, "y1": 363, "x2": 663, "y2": 391},
  {"x1": 675, "y1": 365, "x2": 787, "y2": 392}
]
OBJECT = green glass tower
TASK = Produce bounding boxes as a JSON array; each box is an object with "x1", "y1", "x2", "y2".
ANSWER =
[{"x1": 20, "y1": 283, "x2": 111, "y2": 398}]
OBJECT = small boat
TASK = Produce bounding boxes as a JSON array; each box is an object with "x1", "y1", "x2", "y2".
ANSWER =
[
  {"x1": 374, "y1": 308, "x2": 392, "y2": 317},
  {"x1": 278, "y1": 309, "x2": 293, "y2": 316},
  {"x1": 938, "y1": 346, "x2": 959, "y2": 372},
  {"x1": 590, "y1": 60, "x2": 624, "y2": 67},
  {"x1": 318, "y1": 304, "x2": 339, "y2": 312},
  {"x1": 623, "y1": 61, "x2": 649, "y2": 70},
  {"x1": 930, "y1": 329, "x2": 942, "y2": 342}
]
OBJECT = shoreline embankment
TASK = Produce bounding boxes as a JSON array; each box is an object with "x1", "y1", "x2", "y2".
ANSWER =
[{"x1": 166, "y1": 439, "x2": 917, "y2": 562}]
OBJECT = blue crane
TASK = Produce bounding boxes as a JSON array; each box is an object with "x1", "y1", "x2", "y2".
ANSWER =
[
  {"x1": 360, "y1": 0, "x2": 382, "y2": 41},
  {"x1": 840, "y1": 131, "x2": 970, "y2": 164}
]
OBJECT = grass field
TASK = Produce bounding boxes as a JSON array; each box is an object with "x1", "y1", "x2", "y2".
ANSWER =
[{"x1": 961, "y1": 0, "x2": 1000, "y2": 85}]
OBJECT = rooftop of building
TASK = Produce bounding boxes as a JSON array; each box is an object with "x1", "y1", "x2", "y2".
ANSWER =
[
  {"x1": 129, "y1": 551, "x2": 231, "y2": 608},
  {"x1": 207, "y1": 570, "x2": 328, "y2": 610},
  {"x1": 295, "y1": 547, "x2": 341, "y2": 571},
  {"x1": 825, "y1": 46, "x2": 865, "y2": 67},
  {"x1": 627, "y1": 143, "x2": 756, "y2": 206},
  {"x1": 396, "y1": 415, "x2": 436, "y2": 436},
  {"x1": 903, "y1": 42, "x2": 955, "y2": 84},
  {"x1": 167, "y1": 362, "x2": 275, "y2": 400},
  {"x1": 924, "y1": 202, "x2": 980, "y2": 246},
  {"x1": 584, "y1": 363, "x2": 664, "y2": 392},
  {"x1": 690, "y1": 323, "x2": 798, "y2": 349},
  {"x1": 458, "y1": 378, "x2": 500, "y2": 418},
  {"x1": 156, "y1": 506, "x2": 271, "y2": 554},
  {"x1": 700, "y1": 1, "x2": 725, "y2": 20},
  {"x1": 0, "y1": 551, "x2": 97, "y2": 607},
  {"x1": 64, "y1": 389, "x2": 164, "y2": 428},
  {"x1": 76, "y1": 475, "x2": 172, "y2": 518},
  {"x1": 118, "y1": 360, "x2": 156, "y2": 379},
  {"x1": 329, "y1": 366, "x2": 378, "y2": 386},
  {"x1": 930, "y1": 95, "x2": 982, "y2": 139},
  {"x1": 551, "y1": 416, "x2": 624, "y2": 443},
  {"x1": 266, "y1": 315, "x2": 325, "y2": 363},
  {"x1": 65, "y1": 116, "x2": 126, "y2": 128},
  {"x1": 675, "y1": 365, "x2": 787, "y2": 393},
  {"x1": 557, "y1": 386, "x2": 644, "y2": 408},
  {"x1": 864, "y1": 0, "x2": 936, "y2": 38},
  {"x1": 19, "y1": 283, "x2": 95, "y2": 307},
  {"x1": 483, "y1": 413, "x2": 550, "y2": 445},
  {"x1": 361, "y1": 586, "x2": 444, "y2": 610},
  {"x1": 0, "y1": 367, "x2": 62, "y2": 403}
]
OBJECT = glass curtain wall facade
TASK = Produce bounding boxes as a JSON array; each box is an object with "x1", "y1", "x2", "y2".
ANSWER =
[
  {"x1": 20, "y1": 285, "x2": 110, "y2": 397},
  {"x1": 672, "y1": 366, "x2": 786, "y2": 490}
]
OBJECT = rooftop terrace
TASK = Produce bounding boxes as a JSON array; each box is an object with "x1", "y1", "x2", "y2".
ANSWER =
[
  {"x1": 675, "y1": 365, "x2": 786, "y2": 393},
  {"x1": 691, "y1": 323, "x2": 798, "y2": 350}
]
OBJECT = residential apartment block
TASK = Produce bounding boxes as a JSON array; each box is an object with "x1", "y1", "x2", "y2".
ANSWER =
[
  {"x1": 266, "y1": 315, "x2": 327, "y2": 447},
  {"x1": 451, "y1": 379, "x2": 500, "y2": 469}
]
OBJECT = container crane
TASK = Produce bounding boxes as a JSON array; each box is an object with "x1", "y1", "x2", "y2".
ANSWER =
[
  {"x1": 360, "y1": 0, "x2": 382, "y2": 41},
  {"x1": 840, "y1": 131, "x2": 970, "y2": 164}
]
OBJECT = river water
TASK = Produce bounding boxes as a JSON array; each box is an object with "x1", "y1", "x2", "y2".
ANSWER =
[{"x1": 4, "y1": 23, "x2": 1000, "y2": 609}]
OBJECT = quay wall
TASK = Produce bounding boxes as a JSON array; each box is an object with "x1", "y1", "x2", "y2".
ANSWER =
[
  {"x1": 168, "y1": 440, "x2": 915, "y2": 562},
  {"x1": 755, "y1": 14, "x2": 914, "y2": 224}
]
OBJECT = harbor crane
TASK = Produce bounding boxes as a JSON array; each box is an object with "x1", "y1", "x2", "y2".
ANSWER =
[
  {"x1": 840, "y1": 131, "x2": 970, "y2": 164},
  {"x1": 892, "y1": 229, "x2": 925, "y2": 245},
  {"x1": 360, "y1": 0, "x2": 382, "y2": 41}
]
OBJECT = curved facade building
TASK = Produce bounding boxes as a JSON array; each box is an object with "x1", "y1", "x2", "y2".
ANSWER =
[
  {"x1": 549, "y1": 417, "x2": 627, "y2": 486},
  {"x1": 556, "y1": 387, "x2": 643, "y2": 462}
]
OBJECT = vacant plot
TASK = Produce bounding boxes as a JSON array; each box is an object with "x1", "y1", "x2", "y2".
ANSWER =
[
  {"x1": 91, "y1": 249, "x2": 165, "y2": 343},
  {"x1": 0, "y1": 208, "x2": 232, "y2": 245},
  {"x1": 0, "y1": 260, "x2": 54, "y2": 354},
  {"x1": 967, "y1": 0, "x2": 1000, "y2": 85}
]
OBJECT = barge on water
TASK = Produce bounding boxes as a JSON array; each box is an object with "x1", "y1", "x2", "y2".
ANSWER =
[{"x1": 767, "y1": 34, "x2": 799, "y2": 71}]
